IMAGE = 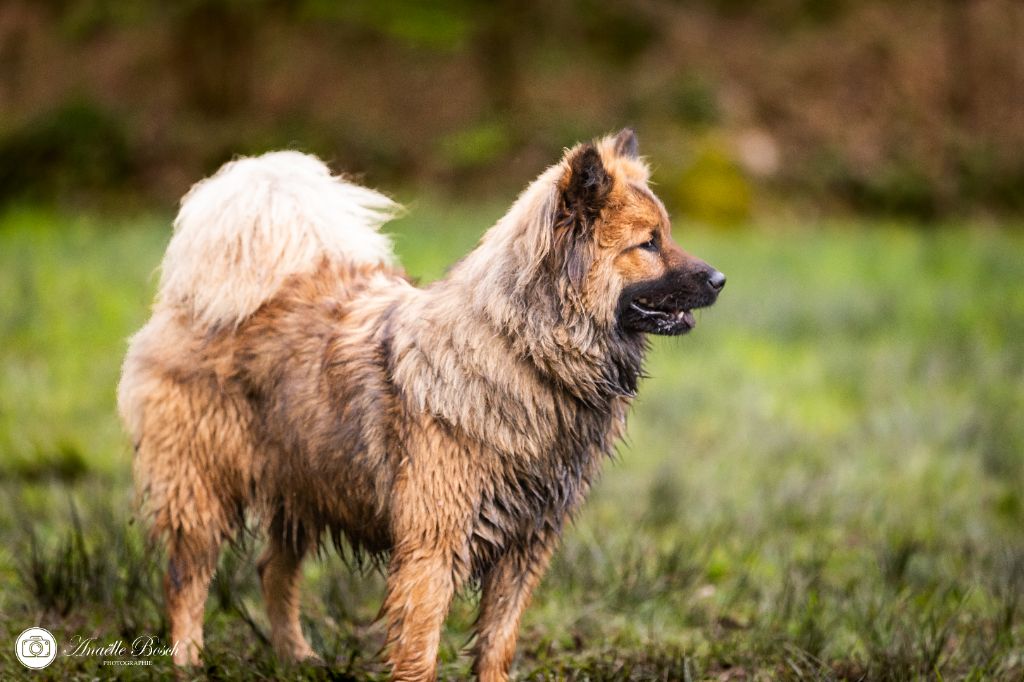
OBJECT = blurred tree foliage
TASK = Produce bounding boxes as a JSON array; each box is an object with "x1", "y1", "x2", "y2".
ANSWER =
[
  {"x1": 0, "y1": 100, "x2": 133, "y2": 205},
  {"x1": 0, "y1": 0, "x2": 1021, "y2": 222}
]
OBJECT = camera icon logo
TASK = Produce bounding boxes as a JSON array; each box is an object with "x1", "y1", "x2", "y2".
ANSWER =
[{"x1": 15, "y1": 627, "x2": 56, "y2": 669}]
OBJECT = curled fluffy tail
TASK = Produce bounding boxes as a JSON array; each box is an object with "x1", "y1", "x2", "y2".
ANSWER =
[{"x1": 157, "y1": 151, "x2": 400, "y2": 328}]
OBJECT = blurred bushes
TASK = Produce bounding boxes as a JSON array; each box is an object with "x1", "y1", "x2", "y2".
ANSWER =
[
  {"x1": 673, "y1": 137, "x2": 752, "y2": 226},
  {"x1": 826, "y1": 154, "x2": 942, "y2": 222},
  {"x1": 0, "y1": 0, "x2": 1021, "y2": 221},
  {"x1": 958, "y1": 146, "x2": 1024, "y2": 213},
  {"x1": 437, "y1": 119, "x2": 514, "y2": 172},
  {"x1": 668, "y1": 75, "x2": 721, "y2": 128},
  {"x1": 0, "y1": 100, "x2": 133, "y2": 205}
]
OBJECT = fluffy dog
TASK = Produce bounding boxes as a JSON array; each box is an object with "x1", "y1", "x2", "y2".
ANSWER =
[{"x1": 118, "y1": 129, "x2": 724, "y2": 680}]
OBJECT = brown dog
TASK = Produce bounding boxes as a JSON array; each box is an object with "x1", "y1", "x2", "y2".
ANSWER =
[{"x1": 118, "y1": 129, "x2": 724, "y2": 680}]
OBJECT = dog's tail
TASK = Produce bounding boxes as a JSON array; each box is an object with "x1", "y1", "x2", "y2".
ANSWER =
[{"x1": 156, "y1": 151, "x2": 400, "y2": 328}]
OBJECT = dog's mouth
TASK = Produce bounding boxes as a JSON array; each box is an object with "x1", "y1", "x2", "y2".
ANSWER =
[{"x1": 625, "y1": 297, "x2": 700, "y2": 336}]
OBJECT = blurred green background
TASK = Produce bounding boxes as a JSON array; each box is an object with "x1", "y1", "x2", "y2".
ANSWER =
[
  {"x1": 2, "y1": 1, "x2": 1024, "y2": 679},
  {"x1": 1, "y1": 0, "x2": 1023, "y2": 220}
]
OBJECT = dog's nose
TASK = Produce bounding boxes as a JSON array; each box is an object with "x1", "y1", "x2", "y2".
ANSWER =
[{"x1": 706, "y1": 269, "x2": 726, "y2": 292}]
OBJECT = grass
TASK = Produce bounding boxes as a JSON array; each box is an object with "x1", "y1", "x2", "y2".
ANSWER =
[{"x1": 1, "y1": 203, "x2": 1023, "y2": 680}]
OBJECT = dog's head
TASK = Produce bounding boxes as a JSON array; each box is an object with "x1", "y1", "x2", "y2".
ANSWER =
[{"x1": 553, "y1": 129, "x2": 725, "y2": 336}]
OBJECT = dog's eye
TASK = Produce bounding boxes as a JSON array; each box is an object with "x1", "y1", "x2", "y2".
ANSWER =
[{"x1": 638, "y1": 236, "x2": 659, "y2": 252}]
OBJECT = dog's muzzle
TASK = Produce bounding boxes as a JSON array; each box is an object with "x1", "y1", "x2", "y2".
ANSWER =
[{"x1": 618, "y1": 265, "x2": 725, "y2": 336}]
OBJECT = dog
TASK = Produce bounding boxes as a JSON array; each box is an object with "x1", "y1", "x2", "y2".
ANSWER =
[{"x1": 117, "y1": 129, "x2": 724, "y2": 680}]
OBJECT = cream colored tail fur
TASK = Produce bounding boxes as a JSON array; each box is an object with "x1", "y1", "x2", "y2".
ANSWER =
[{"x1": 157, "y1": 151, "x2": 399, "y2": 328}]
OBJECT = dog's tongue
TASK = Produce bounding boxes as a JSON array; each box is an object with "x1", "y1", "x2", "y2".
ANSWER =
[{"x1": 682, "y1": 310, "x2": 695, "y2": 327}]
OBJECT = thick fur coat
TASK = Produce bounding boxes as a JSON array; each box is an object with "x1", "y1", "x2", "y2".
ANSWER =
[{"x1": 118, "y1": 130, "x2": 724, "y2": 681}]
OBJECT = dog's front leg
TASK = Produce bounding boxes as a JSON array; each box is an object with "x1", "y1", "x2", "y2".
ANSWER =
[
  {"x1": 382, "y1": 544, "x2": 459, "y2": 682},
  {"x1": 382, "y1": 424, "x2": 477, "y2": 680},
  {"x1": 471, "y1": 528, "x2": 560, "y2": 682}
]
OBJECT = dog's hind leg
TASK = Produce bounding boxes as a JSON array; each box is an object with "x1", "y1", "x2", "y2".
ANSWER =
[
  {"x1": 164, "y1": 530, "x2": 223, "y2": 666},
  {"x1": 257, "y1": 520, "x2": 317, "y2": 662},
  {"x1": 130, "y1": 377, "x2": 248, "y2": 666},
  {"x1": 150, "y1": 458, "x2": 238, "y2": 666}
]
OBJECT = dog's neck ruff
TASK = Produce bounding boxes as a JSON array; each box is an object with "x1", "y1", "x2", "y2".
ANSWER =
[{"x1": 502, "y1": 282, "x2": 646, "y2": 407}]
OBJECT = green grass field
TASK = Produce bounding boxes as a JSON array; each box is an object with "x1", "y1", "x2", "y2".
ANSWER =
[{"x1": 1, "y1": 205, "x2": 1023, "y2": 680}]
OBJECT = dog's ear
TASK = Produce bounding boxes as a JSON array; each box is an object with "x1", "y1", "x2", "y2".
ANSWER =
[
  {"x1": 556, "y1": 144, "x2": 611, "y2": 291},
  {"x1": 612, "y1": 128, "x2": 639, "y2": 159},
  {"x1": 561, "y1": 143, "x2": 612, "y2": 228}
]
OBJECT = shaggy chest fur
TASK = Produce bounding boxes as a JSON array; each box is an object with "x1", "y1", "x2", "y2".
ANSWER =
[{"x1": 390, "y1": 347, "x2": 625, "y2": 579}]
